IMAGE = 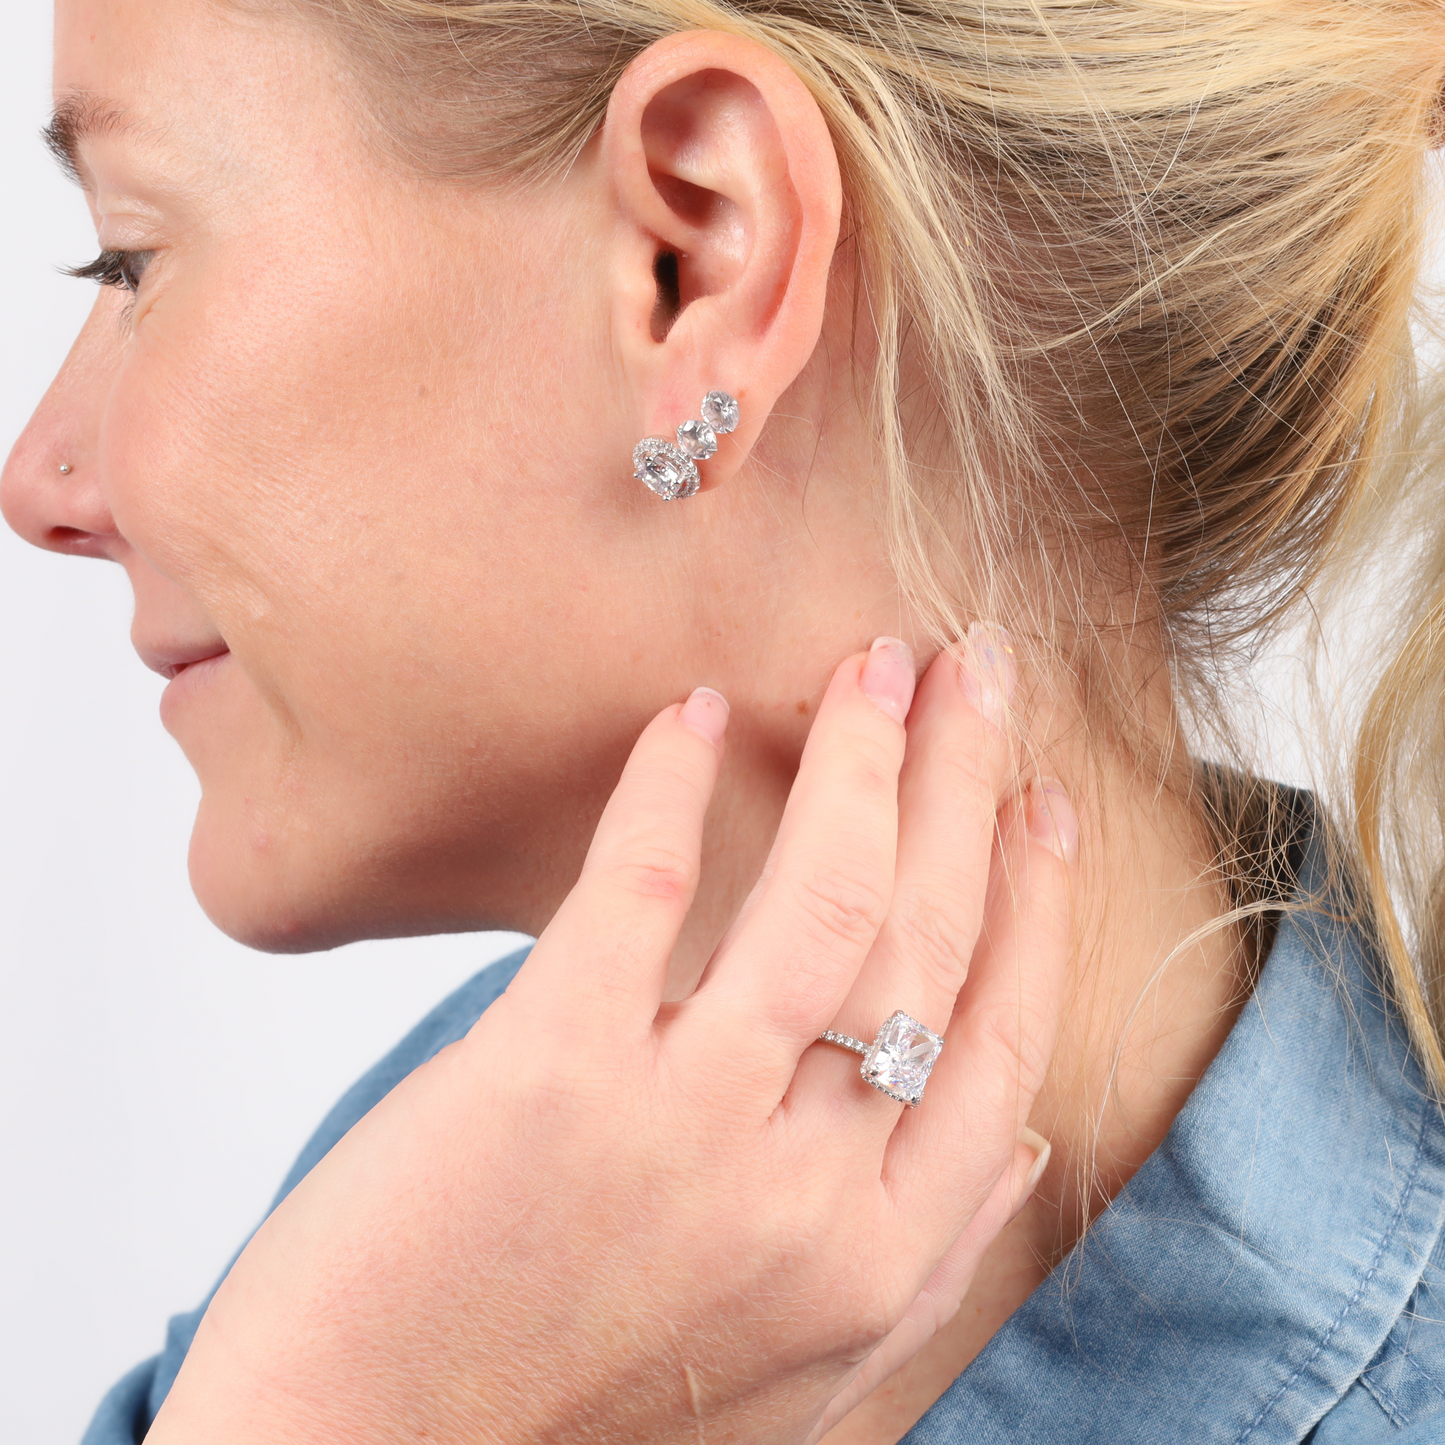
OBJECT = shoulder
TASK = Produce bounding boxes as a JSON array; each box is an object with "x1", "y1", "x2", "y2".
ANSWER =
[
  {"x1": 266, "y1": 944, "x2": 532, "y2": 1206},
  {"x1": 80, "y1": 943, "x2": 532, "y2": 1445},
  {"x1": 1310, "y1": 1224, "x2": 1445, "y2": 1442},
  {"x1": 919, "y1": 793, "x2": 1445, "y2": 1445}
]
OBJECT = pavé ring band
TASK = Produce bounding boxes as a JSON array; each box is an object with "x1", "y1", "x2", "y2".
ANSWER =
[{"x1": 817, "y1": 1011, "x2": 945, "y2": 1107}]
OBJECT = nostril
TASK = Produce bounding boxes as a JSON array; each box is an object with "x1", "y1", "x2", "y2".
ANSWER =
[{"x1": 45, "y1": 526, "x2": 105, "y2": 555}]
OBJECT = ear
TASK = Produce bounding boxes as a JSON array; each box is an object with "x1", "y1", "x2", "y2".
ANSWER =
[{"x1": 602, "y1": 30, "x2": 842, "y2": 493}]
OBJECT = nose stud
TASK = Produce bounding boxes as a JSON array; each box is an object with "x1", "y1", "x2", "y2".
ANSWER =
[{"x1": 58, "y1": 463, "x2": 73, "y2": 475}]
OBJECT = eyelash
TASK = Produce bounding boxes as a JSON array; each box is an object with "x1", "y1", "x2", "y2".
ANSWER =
[{"x1": 66, "y1": 248, "x2": 152, "y2": 294}]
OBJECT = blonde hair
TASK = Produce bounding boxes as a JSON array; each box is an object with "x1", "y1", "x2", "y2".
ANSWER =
[{"x1": 292, "y1": 0, "x2": 1445, "y2": 1085}]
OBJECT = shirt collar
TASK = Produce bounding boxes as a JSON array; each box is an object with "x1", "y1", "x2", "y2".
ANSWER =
[{"x1": 907, "y1": 800, "x2": 1445, "y2": 1445}]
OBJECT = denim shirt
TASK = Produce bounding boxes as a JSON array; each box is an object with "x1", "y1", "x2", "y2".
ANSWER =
[{"x1": 84, "y1": 820, "x2": 1445, "y2": 1443}]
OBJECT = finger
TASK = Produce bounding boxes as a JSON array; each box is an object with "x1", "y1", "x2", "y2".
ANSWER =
[
  {"x1": 683, "y1": 639, "x2": 914, "y2": 1069},
  {"x1": 795, "y1": 625, "x2": 1017, "y2": 1123},
  {"x1": 508, "y1": 687, "x2": 729, "y2": 1033},
  {"x1": 806, "y1": 1129, "x2": 1051, "y2": 1445},
  {"x1": 886, "y1": 779, "x2": 1077, "y2": 1234}
]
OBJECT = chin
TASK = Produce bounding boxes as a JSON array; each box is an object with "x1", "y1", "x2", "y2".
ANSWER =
[
  {"x1": 183, "y1": 787, "x2": 375, "y2": 951},
  {"x1": 172, "y1": 674, "x2": 542, "y2": 950},
  {"x1": 185, "y1": 789, "x2": 505, "y2": 954},
  {"x1": 188, "y1": 835, "x2": 362, "y2": 954}
]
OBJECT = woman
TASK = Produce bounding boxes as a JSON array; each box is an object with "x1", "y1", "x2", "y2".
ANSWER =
[{"x1": 7, "y1": 0, "x2": 1445, "y2": 1440}]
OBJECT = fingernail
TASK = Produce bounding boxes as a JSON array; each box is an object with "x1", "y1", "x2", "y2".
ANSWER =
[
  {"x1": 679, "y1": 686, "x2": 729, "y2": 747},
  {"x1": 860, "y1": 637, "x2": 916, "y2": 723},
  {"x1": 1027, "y1": 778, "x2": 1078, "y2": 864},
  {"x1": 958, "y1": 622, "x2": 1017, "y2": 730},
  {"x1": 1010, "y1": 1127, "x2": 1053, "y2": 1220}
]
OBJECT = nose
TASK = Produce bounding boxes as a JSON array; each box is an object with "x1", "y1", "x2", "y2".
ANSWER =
[{"x1": 2, "y1": 289, "x2": 128, "y2": 561}]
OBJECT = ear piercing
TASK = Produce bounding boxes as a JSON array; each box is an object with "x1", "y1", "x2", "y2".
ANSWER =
[
  {"x1": 58, "y1": 463, "x2": 73, "y2": 475},
  {"x1": 634, "y1": 390, "x2": 740, "y2": 501}
]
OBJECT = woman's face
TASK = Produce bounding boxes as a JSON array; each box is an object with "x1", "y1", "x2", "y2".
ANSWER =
[{"x1": 2, "y1": 0, "x2": 838, "y2": 950}]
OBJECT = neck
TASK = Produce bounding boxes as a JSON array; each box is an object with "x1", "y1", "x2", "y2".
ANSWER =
[
  {"x1": 663, "y1": 664, "x2": 1249, "y2": 1188},
  {"x1": 792, "y1": 651, "x2": 1245, "y2": 1443},
  {"x1": 490, "y1": 623, "x2": 1247, "y2": 1440},
  {"x1": 652, "y1": 644, "x2": 1248, "y2": 1436}
]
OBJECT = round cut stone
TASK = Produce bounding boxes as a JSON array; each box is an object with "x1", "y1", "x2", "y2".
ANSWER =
[
  {"x1": 676, "y1": 418, "x2": 718, "y2": 461},
  {"x1": 700, "y1": 390, "x2": 740, "y2": 435},
  {"x1": 633, "y1": 438, "x2": 700, "y2": 501}
]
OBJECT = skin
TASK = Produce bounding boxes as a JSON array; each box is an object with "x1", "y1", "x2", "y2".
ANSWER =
[{"x1": 2, "y1": 1, "x2": 1249, "y2": 1439}]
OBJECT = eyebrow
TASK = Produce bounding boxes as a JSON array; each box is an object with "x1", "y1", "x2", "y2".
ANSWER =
[{"x1": 43, "y1": 94, "x2": 135, "y2": 185}]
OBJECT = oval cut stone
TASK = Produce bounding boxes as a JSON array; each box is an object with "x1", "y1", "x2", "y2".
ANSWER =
[{"x1": 633, "y1": 438, "x2": 700, "y2": 500}]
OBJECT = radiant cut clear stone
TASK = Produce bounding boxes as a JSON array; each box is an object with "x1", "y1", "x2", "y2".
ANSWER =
[
  {"x1": 676, "y1": 418, "x2": 718, "y2": 460},
  {"x1": 633, "y1": 438, "x2": 700, "y2": 500},
  {"x1": 862, "y1": 1011, "x2": 943, "y2": 1106},
  {"x1": 700, "y1": 390, "x2": 739, "y2": 435}
]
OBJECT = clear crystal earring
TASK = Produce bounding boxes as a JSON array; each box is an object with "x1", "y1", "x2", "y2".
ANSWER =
[{"x1": 633, "y1": 390, "x2": 740, "y2": 501}]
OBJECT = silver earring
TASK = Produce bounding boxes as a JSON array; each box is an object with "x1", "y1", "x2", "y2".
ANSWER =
[
  {"x1": 634, "y1": 390, "x2": 740, "y2": 501},
  {"x1": 58, "y1": 463, "x2": 73, "y2": 475}
]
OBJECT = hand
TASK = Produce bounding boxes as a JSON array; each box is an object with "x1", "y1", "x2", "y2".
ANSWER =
[{"x1": 147, "y1": 636, "x2": 1077, "y2": 1445}]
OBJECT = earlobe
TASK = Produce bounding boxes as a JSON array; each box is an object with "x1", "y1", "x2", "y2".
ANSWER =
[{"x1": 602, "y1": 31, "x2": 842, "y2": 496}]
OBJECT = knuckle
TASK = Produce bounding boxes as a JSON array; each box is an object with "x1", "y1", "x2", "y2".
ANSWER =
[
  {"x1": 787, "y1": 863, "x2": 890, "y2": 953},
  {"x1": 974, "y1": 996, "x2": 1052, "y2": 1100},
  {"x1": 1034, "y1": 861, "x2": 1076, "y2": 935},
  {"x1": 1006, "y1": 861, "x2": 1074, "y2": 960},
  {"x1": 593, "y1": 842, "x2": 698, "y2": 906},
  {"x1": 937, "y1": 742, "x2": 1000, "y2": 810},
  {"x1": 832, "y1": 1299, "x2": 897, "y2": 1361},
  {"x1": 623, "y1": 756, "x2": 708, "y2": 823},
  {"x1": 848, "y1": 738, "x2": 903, "y2": 802},
  {"x1": 772, "y1": 953, "x2": 846, "y2": 1032},
  {"x1": 889, "y1": 890, "x2": 973, "y2": 998}
]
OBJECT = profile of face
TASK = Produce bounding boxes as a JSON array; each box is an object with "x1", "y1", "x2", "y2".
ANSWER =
[{"x1": 2, "y1": 0, "x2": 876, "y2": 953}]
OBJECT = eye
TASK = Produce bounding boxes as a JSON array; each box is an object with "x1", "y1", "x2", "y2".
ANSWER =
[{"x1": 65, "y1": 248, "x2": 155, "y2": 293}]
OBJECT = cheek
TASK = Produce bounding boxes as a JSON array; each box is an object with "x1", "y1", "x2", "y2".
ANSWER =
[
  {"x1": 106, "y1": 201, "x2": 622, "y2": 696},
  {"x1": 104, "y1": 251, "x2": 393, "y2": 609},
  {"x1": 122, "y1": 223, "x2": 568, "y2": 524},
  {"x1": 97, "y1": 199, "x2": 628, "y2": 842},
  {"x1": 101, "y1": 243, "x2": 468, "y2": 725}
]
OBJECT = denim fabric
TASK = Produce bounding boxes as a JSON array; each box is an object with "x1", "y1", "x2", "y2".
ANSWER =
[
  {"x1": 82, "y1": 821, "x2": 1445, "y2": 1443},
  {"x1": 909, "y1": 833, "x2": 1445, "y2": 1443},
  {"x1": 80, "y1": 949, "x2": 531, "y2": 1445}
]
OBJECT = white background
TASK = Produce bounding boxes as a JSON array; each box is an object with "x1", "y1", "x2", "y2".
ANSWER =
[
  {"x1": 0, "y1": 12, "x2": 527, "y2": 1441},
  {"x1": 0, "y1": 7, "x2": 1416, "y2": 1445}
]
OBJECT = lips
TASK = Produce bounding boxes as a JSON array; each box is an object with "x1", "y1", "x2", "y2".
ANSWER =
[
  {"x1": 135, "y1": 637, "x2": 231, "y2": 680},
  {"x1": 160, "y1": 649, "x2": 230, "y2": 681},
  {"x1": 152, "y1": 642, "x2": 235, "y2": 737}
]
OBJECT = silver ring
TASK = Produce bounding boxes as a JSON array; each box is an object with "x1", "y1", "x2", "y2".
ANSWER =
[{"x1": 817, "y1": 1010, "x2": 944, "y2": 1108}]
